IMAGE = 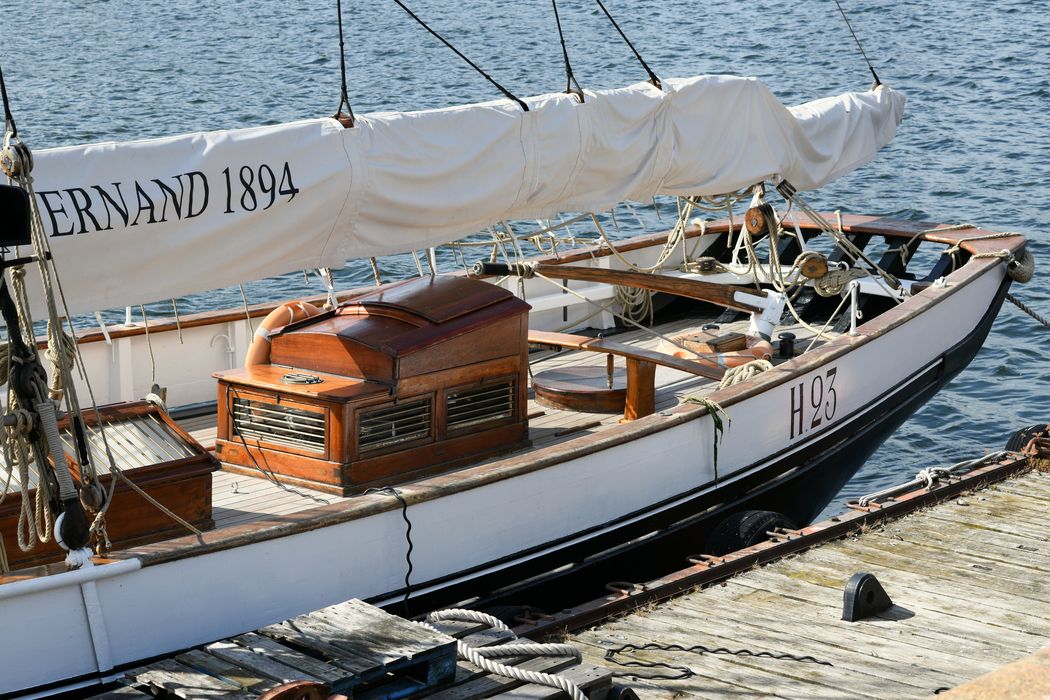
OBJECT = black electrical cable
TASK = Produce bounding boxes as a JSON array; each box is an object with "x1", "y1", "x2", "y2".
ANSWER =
[
  {"x1": 551, "y1": 0, "x2": 584, "y2": 103},
  {"x1": 333, "y1": 0, "x2": 356, "y2": 125},
  {"x1": 0, "y1": 62, "x2": 17, "y2": 137},
  {"x1": 390, "y1": 0, "x2": 528, "y2": 112},
  {"x1": 592, "y1": 0, "x2": 660, "y2": 89},
  {"x1": 832, "y1": 0, "x2": 881, "y2": 86},
  {"x1": 605, "y1": 641, "x2": 833, "y2": 680},
  {"x1": 362, "y1": 485, "x2": 415, "y2": 615}
]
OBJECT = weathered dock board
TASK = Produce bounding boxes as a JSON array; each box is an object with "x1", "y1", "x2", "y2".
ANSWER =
[
  {"x1": 569, "y1": 467, "x2": 1050, "y2": 698},
  {"x1": 96, "y1": 599, "x2": 615, "y2": 699}
]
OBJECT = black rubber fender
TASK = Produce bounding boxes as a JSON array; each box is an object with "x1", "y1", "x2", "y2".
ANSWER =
[
  {"x1": 706, "y1": 509, "x2": 797, "y2": 556},
  {"x1": 1006, "y1": 424, "x2": 1048, "y2": 452}
]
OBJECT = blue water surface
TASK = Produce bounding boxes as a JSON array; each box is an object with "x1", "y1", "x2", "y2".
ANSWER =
[{"x1": 0, "y1": 0, "x2": 1047, "y2": 510}]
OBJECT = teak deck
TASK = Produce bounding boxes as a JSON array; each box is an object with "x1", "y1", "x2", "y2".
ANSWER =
[
  {"x1": 568, "y1": 469, "x2": 1050, "y2": 699},
  {"x1": 177, "y1": 316, "x2": 830, "y2": 531}
]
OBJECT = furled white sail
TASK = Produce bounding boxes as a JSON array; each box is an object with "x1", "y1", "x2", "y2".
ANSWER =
[{"x1": 28, "y1": 75, "x2": 904, "y2": 315}]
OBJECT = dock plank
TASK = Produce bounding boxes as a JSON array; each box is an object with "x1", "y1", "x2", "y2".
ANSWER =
[
  {"x1": 230, "y1": 633, "x2": 348, "y2": 684},
  {"x1": 567, "y1": 468, "x2": 1050, "y2": 699},
  {"x1": 131, "y1": 657, "x2": 251, "y2": 699},
  {"x1": 206, "y1": 640, "x2": 325, "y2": 684}
]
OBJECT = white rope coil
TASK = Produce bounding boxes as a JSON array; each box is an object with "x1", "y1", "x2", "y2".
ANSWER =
[{"x1": 421, "y1": 609, "x2": 585, "y2": 700}]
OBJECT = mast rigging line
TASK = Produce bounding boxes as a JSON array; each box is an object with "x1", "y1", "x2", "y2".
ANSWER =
[
  {"x1": 334, "y1": 0, "x2": 356, "y2": 126},
  {"x1": 832, "y1": 0, "x2": 881, "y2": 86},
  {"x1": 0, "y1": 62, "x2": 16, "y2": 137},
  {"x1": 593, "y1": 0, "x2": 661, "y2": 90},
  {"x1": 551, "y1": 0, "x2": 584, "y2": 102},
  {"x1": 390, "y1": 0, "x2": 529, "y2": 112}
]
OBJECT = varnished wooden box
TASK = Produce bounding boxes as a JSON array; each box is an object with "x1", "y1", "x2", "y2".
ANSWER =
[
  {"x1": 0, "y1": 401, "x2": 216, "y2": 570},
  {"x1": 215, "y1": 276, "x2": 532, "y2": 495}
]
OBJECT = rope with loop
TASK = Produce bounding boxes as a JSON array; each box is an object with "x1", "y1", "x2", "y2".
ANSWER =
[
  {"x1": 776, "y1": 181, "x2": 903, "y2": 298},
  {"x1": 857, "y1": 451, "x2": 1010, "y2": 506},
  {"x1": 593, "y1": 0, "x2": 661, "y2": 89},
  {"x1": 392, "y1": 1, "x2": 528, "y2": 112},
  {"x1": 832, "y1": 0, "x2": 881, "y2": 86},
  {"x1": 419, "y1": 609, "x2": 585, "y2": 700},
  {"x1": 551, "y1": 0, "x2": 584, "y2": 102},
  {"x1": 333, "y1": 0, "x2": 356, "y2": 126}
]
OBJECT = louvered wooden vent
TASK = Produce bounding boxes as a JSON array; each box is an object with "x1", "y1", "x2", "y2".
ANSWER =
[
  {"x1": 232, "y1": 397, "x2": 326, "y2": 453},
  {"x1": 358, "y1": 398, "x2": 432, "y2": 454},
  {"x1": 447, "y1": 381, "x2": 515, "y2": 433}
]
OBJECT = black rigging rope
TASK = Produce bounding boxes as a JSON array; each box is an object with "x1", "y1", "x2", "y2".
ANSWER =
[
  {"x1": 0, "y1": 62, "x2": 17, "y2": 137},
  {"x1": 551, "y1": 0, "x2": 584, "y2": 103},
  {"x1": 391, "y1": 0, "x2": 528, "y2": 112},
  {"x1": 832, "y1": 0, "x2": 881, "y2": 86},
  {"x1": 592, "y1": 0, "x2": 660, "y2": 89},
  {"x1": 334, "y1": 0, "x2": 356, "y2": 126}
]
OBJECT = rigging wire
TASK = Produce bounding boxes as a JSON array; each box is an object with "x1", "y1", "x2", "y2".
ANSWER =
[
  {"x1": 0, "y1": 62, "x2": 17, "y2": 137},
  {"x1": 551, "y1": 0, "x2": 584, "y2": 102},
  {"x1": 334, "y1": 0, "x2": 356, "y2": 126},
  {"x1": 391, "y1": 0, "x2": 529, "y2": 112},
  {"x1": 832, "y1": 0, "x2": 881, "y2": 86},
  {"x1": 592, "y1": 0, "x2": 661, "y2": 89}
]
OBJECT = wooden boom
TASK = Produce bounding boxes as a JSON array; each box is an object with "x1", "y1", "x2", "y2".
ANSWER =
[{"x1": 472, "y1": 261, "x2": 765, "y2": 314}]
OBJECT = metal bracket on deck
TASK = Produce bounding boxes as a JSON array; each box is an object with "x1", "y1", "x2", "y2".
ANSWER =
[{"x1": 842, "y1": 572, "x2": 894, "y2": 622}]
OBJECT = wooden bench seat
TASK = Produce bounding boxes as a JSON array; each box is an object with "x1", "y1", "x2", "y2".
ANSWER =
[{"x1": 528, "y1": 330, "x2": 723, "y2": 421}]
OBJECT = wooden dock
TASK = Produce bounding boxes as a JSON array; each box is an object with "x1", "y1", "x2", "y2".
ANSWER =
[
  {"x1": 566, "y1": 463, "x2": 1050, "y2": 698},
  {"x1": 94, "y1": 599, "x2": 615, "y2": 699}
]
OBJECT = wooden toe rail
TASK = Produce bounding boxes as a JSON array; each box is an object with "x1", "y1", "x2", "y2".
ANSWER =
[{"x1": 528, "y1": 330, "x2": 723, "y2": 421}]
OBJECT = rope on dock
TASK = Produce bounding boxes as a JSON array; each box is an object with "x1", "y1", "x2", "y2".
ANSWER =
[
  {"x1": 857, "y1": 450, "x2": 1010, "y2": 507},
  {"x1": 420, "y1": 609, "x2": 587, "y2": 700}
]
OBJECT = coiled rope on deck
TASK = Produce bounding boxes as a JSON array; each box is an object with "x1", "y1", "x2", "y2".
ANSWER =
[{"x1": 419, "y1": 609, "x2": 586, "y2": 700}]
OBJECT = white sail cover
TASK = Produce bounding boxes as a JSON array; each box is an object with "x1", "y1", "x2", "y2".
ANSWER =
[{"x1": 28, "y1": 75, "x2": 904, "y2": 315}]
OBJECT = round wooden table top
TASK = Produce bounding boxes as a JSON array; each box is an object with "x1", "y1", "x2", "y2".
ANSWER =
[{"x1": 531, "y1": 365, "x2": 627, "y2": 414}]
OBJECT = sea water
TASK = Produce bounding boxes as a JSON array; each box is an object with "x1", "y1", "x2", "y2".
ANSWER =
[{"x1": 0, "y1": 0, "x2": 1047, "y2": 512}]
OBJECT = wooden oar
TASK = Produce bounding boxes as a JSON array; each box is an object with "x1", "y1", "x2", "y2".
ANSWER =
[{"x1": 471, "y1": 261, "x2": 764, "y2": 314}]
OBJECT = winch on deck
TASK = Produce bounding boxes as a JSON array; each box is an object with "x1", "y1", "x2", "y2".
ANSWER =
[{"x1": 214, "y1": 276, "x2": 532, "y2": 495}]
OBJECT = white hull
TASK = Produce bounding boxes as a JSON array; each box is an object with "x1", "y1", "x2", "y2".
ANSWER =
[{"x1": 0, "y1": 252, "x2": 1008, "y2": 694}]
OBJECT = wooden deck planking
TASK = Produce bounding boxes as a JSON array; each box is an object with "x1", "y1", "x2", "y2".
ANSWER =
[
  {"x1": 570, "y1": 470, "x2": 1050, "y2": 698},
  {"x1": 174, "y1": 315, "x2": 832, "y2": 535}
]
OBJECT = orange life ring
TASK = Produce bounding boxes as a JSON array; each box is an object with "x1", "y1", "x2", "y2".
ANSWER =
[{"x1": 245, "y1": 301, "x2": 322, "y2": 366}]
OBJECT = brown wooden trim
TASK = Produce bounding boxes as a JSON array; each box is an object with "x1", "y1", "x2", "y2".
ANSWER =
[{"x1": 525, "y1": 263, "x2": 763, "y2": 313}]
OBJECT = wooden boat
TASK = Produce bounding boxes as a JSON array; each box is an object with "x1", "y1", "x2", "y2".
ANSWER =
[{"x1": 0, "y1": 55, "x2": 1035, "y2": 695}]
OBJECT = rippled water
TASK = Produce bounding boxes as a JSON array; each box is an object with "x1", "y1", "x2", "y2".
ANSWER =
[{"x1": 0, "y1": 0, "x2": 1047, "y2": 511}]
